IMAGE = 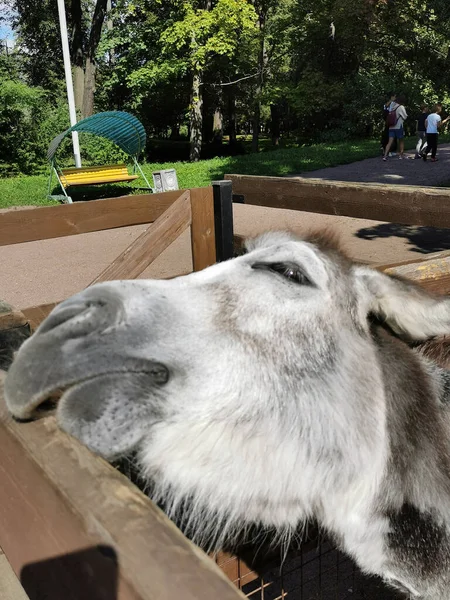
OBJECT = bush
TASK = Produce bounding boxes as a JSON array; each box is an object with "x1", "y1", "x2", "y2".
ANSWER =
[{"x1": 0, "y1": 80, "x2": 49, "y2": 174}]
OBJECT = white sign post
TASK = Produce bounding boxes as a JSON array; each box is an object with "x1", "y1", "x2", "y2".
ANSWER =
[{"x1": 56, "y1": 0, "x2": 82, "y2": 167}]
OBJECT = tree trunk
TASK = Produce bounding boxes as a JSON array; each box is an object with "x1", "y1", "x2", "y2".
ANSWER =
[
  {"x1": 106, "y1": 0, "x2": 114, "y2": 66},
  {"x1": 73, "y1": 66, "x2": 85, "y2": 113},
  {"x1": 82, "y1": 58, "x2": 97, "y2": 118},
  {"x1": 213, "y1": 108, "x2": 223, "y2": 143},
  {"x1": 82, "y1": 0, "x2": 108, "y2": 118},
  {"x1": 252, "y1": 10, "x2": 266, "y2": 153},
  {"x1": 189, "y1": 69, "x2": 203, "y2": 162},
  {"x1": 270, "y1": 104, "x2": 280, "y2": 146},
  {"x1": 70, "y1": 0, "x2": 84, "y2": 113},
  {"x1": 227, "y1": 88, "x2": 237, "y2": 146}
]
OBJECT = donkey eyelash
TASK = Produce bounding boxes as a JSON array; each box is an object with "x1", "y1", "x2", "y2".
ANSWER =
[{"x1": 251, "y1": 262, "x2": 313, "y2": 286}]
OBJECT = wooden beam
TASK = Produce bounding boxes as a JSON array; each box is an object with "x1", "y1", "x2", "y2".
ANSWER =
[
  {"x1": 21, "y1": 303, "x2": 57, "y2": 331},
  {"x1": 21, "y1": 192, "x2": 193, "y2": 329},
  {"x1": 190, "y1": 187, "x2": 216, "y2": 271},
  {"x1": 91, "y1": 191, "x2": 192, "y2": 284},
  {"x1": 379, "y1": 253, "x2": 450, "y2": 294},
  {"x1": 0, "y1": 310, "x2": 28, "y2": 331},
  {"x1": 0, "y1": 388, "x2": 245, "y2": 600},
  {"x1": 0, "y1": 191, "x2": 184, "y2": 247},
  {"x1": 374, "y1": 250, "x2": 450, "y2": 271},
  {"x1": 225, "y1": 175, "x2": 450, "y2": 228}
]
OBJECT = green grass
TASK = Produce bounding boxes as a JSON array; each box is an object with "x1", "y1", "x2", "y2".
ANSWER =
[{"x1": 0, "y1": 135, "x2": 448, "y2": 208}]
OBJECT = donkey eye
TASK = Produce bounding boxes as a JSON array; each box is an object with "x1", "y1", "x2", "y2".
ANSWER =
[{"x1": 252, "y1": 262, "x2": 312, "y2": 285}]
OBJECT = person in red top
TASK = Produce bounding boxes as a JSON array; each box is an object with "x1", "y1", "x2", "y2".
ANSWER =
[{"x1": 383, "y1": 95, "x2": 408, "y2": 161}]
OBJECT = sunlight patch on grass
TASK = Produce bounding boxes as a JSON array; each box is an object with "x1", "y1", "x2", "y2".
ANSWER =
[{"x1": 0, "y1": 136, "x2": 428, "y2": 208}]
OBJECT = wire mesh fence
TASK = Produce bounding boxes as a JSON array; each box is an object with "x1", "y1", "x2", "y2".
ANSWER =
[{"x1": 216, "y1": 536, "x2": 403, "y2": 600}]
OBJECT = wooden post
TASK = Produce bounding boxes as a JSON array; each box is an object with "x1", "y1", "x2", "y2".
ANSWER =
[{"x1": 190, "y1": 187, "x2": 216, "y2": 271}]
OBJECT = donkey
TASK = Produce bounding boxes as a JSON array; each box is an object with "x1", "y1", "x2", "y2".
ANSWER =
[{"x1": 5, "y1": 230, "x2": 450, "y2": 598}]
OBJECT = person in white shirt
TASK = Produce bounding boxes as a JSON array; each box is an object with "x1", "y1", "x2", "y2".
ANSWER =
[
  {"x1": 383, "y1": 95, "x2": 408, "y2": 161},
  {"x1": 422, "y1": 103, "x2": 450, "y2": 162}
]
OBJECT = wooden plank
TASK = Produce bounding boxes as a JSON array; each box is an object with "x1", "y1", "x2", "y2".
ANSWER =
[
  {"x1": 91, "y1": 191, "x2": 192, "y2": 284},
  {"x1": 0, "y1": 387, "x2": 245, "y2": 600},
  {"x1": 374, "y1": 250, "x2": 450, "y2": 271},
  {"x1": 0, "y1": 310, "x2": 28, "y2": 331},
  {"x1": 0, "y1": 549, "x2": 30, "y2": 600},
  {"x1": 225, "y1": 175, "x2": 450, "y2": 228},
  {"x1": 379, "y1": 254, "x2": 450, "y2": 294},
  {"x1": 21, "y1": 303, "x2": 57, "y2": 331},
  {"x1": 190, "y1": 187, "x2": 216, "y2": 271},
  {"x1": 0, "y1": 191, "x2": 184, "y2": 247}
]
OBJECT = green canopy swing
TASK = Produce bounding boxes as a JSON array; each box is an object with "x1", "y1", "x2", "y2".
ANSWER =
[{"x1": 47, "y1": 111, "x2": 153, "y2": 203}]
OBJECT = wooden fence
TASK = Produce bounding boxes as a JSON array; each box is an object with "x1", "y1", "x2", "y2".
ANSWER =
[
  {"x1": 2, "y1": 177, "x2": 450, "y2": 599},
  {"x1": 0, "y1": 188, "x2": 215, "y2": 330},
  {"x1": 225, "y1": 174, "x2": 450, "y2": 294}
]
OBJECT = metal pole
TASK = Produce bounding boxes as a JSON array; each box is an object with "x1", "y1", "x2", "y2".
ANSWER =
[{"x1": 56, "y1": 0, "x2": 82, "y2": 167}]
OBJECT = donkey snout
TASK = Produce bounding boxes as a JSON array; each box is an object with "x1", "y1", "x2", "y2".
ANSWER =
[{"x1": 37, "y1": 287, "x2": 124, "y2": 339}]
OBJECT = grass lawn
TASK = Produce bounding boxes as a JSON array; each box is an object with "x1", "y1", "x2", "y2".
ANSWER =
[{"x1": 0, "y1": 135, "x2": 444, "y2": 209}]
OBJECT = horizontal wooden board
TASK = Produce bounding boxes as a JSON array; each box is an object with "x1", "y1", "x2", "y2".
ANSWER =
[
  {"x1": 0, "y1": 190, "x2": 185, "y2": 246},
  {"x1": 0, "y1": 386, "x2": 245, "y2": 600},
  {"x1": 225, "y1": 175, "x2": 450, "y2": 228},
  {"x1": 21, "y1": 303, "x2": 57, "y2": 331},
  {"x1": 379, "y1": 253, "x2": 450, "y2": 294}
]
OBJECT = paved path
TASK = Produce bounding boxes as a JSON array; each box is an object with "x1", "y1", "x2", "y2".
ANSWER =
[{"x1": 295, "y1": 143, "x2": 450, "y2": 186}]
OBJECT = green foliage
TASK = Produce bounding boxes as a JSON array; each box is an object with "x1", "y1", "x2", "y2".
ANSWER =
[
  {"x1": 77, "y1": 134, "x2": 129, "y2": 165},
  {"x1": 160, "y1": 0, "x2": 257, "y2": 69},
  {"x1": 2, "y1": 0, "x2": 450, "y2": 175},
  {"x1": 0, "y1": 79, "x2": 49, "y2": 174},
  {"x1": 0, "y1": 137, "x2": 405, "y2": 207}
]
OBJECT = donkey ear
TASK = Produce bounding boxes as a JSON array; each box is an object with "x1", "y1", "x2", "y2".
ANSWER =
[{"x1": 353, "y1": 266, "x2": 450, "y2": 341}]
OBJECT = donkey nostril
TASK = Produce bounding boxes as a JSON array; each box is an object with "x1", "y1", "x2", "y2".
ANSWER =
[
  {"x1": 38, "y1": 303, "x2": 93, "y2": 334},
  {"x1": 37, "y1": 289, "x2": 123, "y2": 338}
]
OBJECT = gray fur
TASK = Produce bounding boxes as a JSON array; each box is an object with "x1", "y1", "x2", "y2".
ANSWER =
[{"x1": 5, "y1": 231, "x2": 450, "y2": 598}]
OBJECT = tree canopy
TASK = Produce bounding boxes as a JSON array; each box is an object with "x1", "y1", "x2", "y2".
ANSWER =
[{"x1": 1, "y1": 0, "x2": 450, "y2": 171}]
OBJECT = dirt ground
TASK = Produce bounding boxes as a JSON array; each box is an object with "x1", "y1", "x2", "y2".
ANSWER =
[{"x1": 1, "y1": 202, "x2": 447, "y2": 310}]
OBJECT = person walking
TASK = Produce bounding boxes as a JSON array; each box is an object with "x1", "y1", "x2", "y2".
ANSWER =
[
  {"x1": 422, "y1": 103, "x2": 450, "y2": 162},
  {"x1": 381, "y1": 92, "x2": 397, "y2": 156},
  {"x1": 415, "y1": 104, "x2": 429, "y2": 159},
  {"x1": 383, "y1": 95, "x2": 407, "y2": 161}
]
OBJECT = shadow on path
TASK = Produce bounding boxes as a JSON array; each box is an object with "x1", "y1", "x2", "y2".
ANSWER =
[{"x1": 356, "y1": 223, "x2": 450, "y2": 254}]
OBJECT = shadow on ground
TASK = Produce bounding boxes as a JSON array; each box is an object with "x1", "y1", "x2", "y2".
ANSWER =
[
  {"x1": 356, "y1": 223, "x2": 450, "y2": 254},
  {"x1": 49, "y1": 183, "x2": 147, "y2": 202}
]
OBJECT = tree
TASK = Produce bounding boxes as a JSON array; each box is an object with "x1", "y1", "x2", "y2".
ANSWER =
[
  {"x1": 160, "y1": 0, "x2": 258, "y2": 160},
  {"x1": 9, "y1": 0, "x2": 109, "y2": 116}
]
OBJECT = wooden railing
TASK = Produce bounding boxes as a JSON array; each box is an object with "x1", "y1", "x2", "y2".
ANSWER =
[
  {"x1": 3, "y1": 177, "x2": 450, "y2": 599},
  {"x1": 0, "y1": 188, "x2": 216, "y2": 330}
]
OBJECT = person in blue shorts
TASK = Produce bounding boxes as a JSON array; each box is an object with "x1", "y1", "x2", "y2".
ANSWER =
[{"x1": 383, "y1": 95, "x2": 408, "y2": 161}]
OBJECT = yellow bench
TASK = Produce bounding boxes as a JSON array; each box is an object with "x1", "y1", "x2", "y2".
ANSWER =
[{"x1": 59, "y1": 164, "x2": 139, "y2": 188}]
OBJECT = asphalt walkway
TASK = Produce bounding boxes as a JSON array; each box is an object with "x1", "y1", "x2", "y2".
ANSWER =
[{"x1": 295, "y1": 143, "x2": 450, "y2": 186}]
